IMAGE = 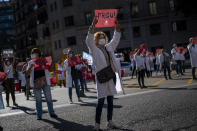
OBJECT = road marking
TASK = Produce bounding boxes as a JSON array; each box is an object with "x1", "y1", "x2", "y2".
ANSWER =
[
  {"x1": 151, "y1": 78, "x2": 165, "y2": 87},
  {"x1": 1, "y1": 83, "x2": 197, "y2": 118},
  {"x1": 188, "y1": 77, "x2": 193, "y2": 84}
]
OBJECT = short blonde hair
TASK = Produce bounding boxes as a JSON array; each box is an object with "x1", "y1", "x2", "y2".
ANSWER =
[{"x1": 94, "y1": 32, "x2": 109, "y2": 46}]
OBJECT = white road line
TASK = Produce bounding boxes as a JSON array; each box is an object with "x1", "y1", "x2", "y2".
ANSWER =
[{"x1": 0, "y1": 83, "x2": 197, "y2": 118}]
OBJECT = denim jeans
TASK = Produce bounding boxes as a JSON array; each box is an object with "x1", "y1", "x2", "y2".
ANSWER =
[
  {"x1": 96, "y1": 96, "x2": 114, "y2": 124},
  {"x1": 0, "y1": 86, "x2": 4, "y2": 110},
  {"x1": 175, "y1": 60, "x2": 183, "y2": 75},
  {"x1": 33, "y1": 85, "x2": 55, "y2": 118},
  {"x1": 163, "y1": 65, "x2": 171, "y2": 78},
  {"x1": 68, "y1": 79, "x2": 80, "y2": 100}
]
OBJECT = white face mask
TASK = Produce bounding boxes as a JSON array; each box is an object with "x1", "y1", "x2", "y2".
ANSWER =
[
  {"x1": 98, "y1": 39, "x2": 106, "y2": 46},
  {"x1": 31, "y1": 54, "x2": 36, "y2": 59}
]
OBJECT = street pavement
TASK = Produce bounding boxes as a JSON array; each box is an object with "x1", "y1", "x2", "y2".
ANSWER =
[{"x1": 0, "y1": 69, "x2": 197, "y2": 131}]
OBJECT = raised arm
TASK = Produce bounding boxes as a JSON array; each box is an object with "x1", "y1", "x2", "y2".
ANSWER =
[
  {"x1": 86, "y1": 17, "x2": 98, "y2": 51},
  {"x1": 12, "y1": 53, "x2": 16, "y2": 66},
  {"x1": 107, "y1": 21, "x2": 121, "y2": 50}
]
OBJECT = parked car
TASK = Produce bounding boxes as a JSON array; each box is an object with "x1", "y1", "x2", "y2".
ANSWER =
[{"x1": 120, "y1": 62, "x2": 132, "y2": 77}]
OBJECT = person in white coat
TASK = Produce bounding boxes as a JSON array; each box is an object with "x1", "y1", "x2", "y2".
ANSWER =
[
  {"x1": 187, "y1": 38, "x2": 197, "y2": 80},
  {"x1": 86, "y1": 17, "x2": 124, "y2": 130},
  {"x1": 57, "y1": 61, "x2": 66, "y2": 87},
  {"x1": 171, "y1": 44, "x2": 184, "y2": 76},
  {"x1": 64, "y1": 51, "x2": 82, "y2": 104},
  {"x1": 134, "y1": 50, "x2": 146, "y2": 88},
  {"x1": 179, "y1": 49, "x2": 186, "y2": 73}
]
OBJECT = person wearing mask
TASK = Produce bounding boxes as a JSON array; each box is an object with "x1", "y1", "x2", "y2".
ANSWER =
[
  {"x1": 27, "y1": 48, "x2": 57, "y2": 120},
  {"x1": 64, "y1": 51, "x2": 82, "y2": 104},
  {"x1": 86, "y1": 17, "x2": 124, "y2": 131},
  {"x1": 17, "y1": 64, "x2": 26, "y2": 95},
  {"x1": 57, "y1": 61, "x2": 66, "y2": 88},
  {"x1": 1, "y1": 54, "x2": 18, "y2": 107},
  {"x1": 187, "y1": 38, "x2": 197, "y2": 80},
  {"x1": 159, "y1": 49, "x2": 172, "y2": 80},
  {"x1": 171, "y1": 43, "x2": 183, "y2": 76},
  {"x1": 134, "y1": 50, "x2": 146, "y2": 88}
]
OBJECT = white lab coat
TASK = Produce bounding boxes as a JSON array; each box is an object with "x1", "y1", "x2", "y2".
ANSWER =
[
  {"x1": 134, "y1": 54, "x2": 145, "y2": 70},
  {"x1": 64, "y1": 59, "x2": 72, "y2": 88},
  {"x1": 58, "y1": 64, "x2": 65, "y2": 81},
  {"x1": 171, "y1": 48, "x2": 181, "y2": 60},
  {"x1": 86, "y1": 31, "x2": 124, "y2": 99},
  {"x1": 18, "y1": 71, "x2": 26, "y2": 86},
  {"x1": 145, "y1": 57, "x2": 151, "y2": 71},
  {"x1": 187, "y1": 44, "x2": 197, "y2": 67}
]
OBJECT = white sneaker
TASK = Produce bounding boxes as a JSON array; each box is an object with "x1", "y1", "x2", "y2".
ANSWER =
[
  {"x1": 93, "y1": 123, "x2": 100, "y2": 131},
  {"x1": 107, "y1": 120, "x2": 120, "y2": 129}
]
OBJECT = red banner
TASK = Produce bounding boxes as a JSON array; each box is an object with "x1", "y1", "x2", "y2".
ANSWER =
[
  {"x1": 192, "y1": 36, "x2": 197, "y2": 44},
  {"x1": 68, "y1": 56, "x2": 82, "y2": 67},
  {"x1": 0, "y1": 72, "x2": 7, "y2": 82},
  {"x1": 148, "y1": 52, "x2": 154, "y2": 57},
  {"x1": 17, "y1": 62, "x2": 25, "y2": 67},
  {"x1": 33, "y1": 56, "x2": 53, "y2": 71},
  {"x1": 56, "y1": 70, "x2": 62, "y2": 74},
  {"x1": 95, "y1": 9, "x2": 118, "y2": 28},
  {"x1": 130, "y1": 52, "x2": 135, "y2": 57},
  {"x1": 139, "y1": 44, "x2": 148, "y2": 53},
  {"x1": 83, "y1": 59, "x2": 89, "y2": 65}
]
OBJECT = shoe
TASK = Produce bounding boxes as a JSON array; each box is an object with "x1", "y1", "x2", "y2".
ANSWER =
[
  {"x1": 78, "y1": 98, "x2": 82, "y2": 102},
  {"x1": 69, "y1": 100, "x2": 73, "y2": 104},
  {"x1": 107, "y1": 120, "x2": 120, "y2": 129},
  {"x1": 165, "y1": 77, "x2": 168, "y2": 80},
  {"x1": 93, "y1": 123, "x2": 101, "y2": 131},
  {"x1": 143, "y1": 85, "x2": 147, "y2": 88},
  {"x1": 6, "y1": 104, "x2": 10, "y2": 107},
  {"x1": 13, "y1": 103, "x2": 18, "y2": 106},
  {"x1": 37, "y1": 116, "x2": 42, "y2": 120},
  {"x1": 50, "y1": 114, "x2": 58, "y2": 118}
]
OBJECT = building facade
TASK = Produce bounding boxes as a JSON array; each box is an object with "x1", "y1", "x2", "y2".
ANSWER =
[
  {"x1": 14, "y1": 0, "x2": 197, "y2": 62},
  {"x1": 13, "y1": 0, "x2": 51, "y2": 61},
  {"x1": 0, "y1": 0, "x2": 15, "y2": 51}
]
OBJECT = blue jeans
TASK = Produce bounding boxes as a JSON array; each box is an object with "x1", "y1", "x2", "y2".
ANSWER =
[
  {"x1": 68, "y1": 79, "x2": 80, "y2": 100},
  {"x1": 155, "y1": 64, "x2": 160, "y2": 73},
  {"x1": 0, "y1": 86, "x2": 4, "y2": 110},
  {"x1": 33, "y1": 86, "x2": 55, "y2": 118},
  {"x1": 96, "y1": 96, "x2": 114, "y2": 124}
]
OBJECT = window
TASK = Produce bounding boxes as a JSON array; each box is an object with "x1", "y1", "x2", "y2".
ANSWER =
[
  {"x1": 56, "y1": 20, "x2": 59, "y2": 29},
  {"x1": 172, "y1": 21, "x2": 187, "y2": 32},
  {"x1": 149, "y1": 24, "x2": 161, "y2": 35},
  {"x1": 131, "y1": 3, "x2": 139, "y2": 16},
  {"x1": 63, "y1": 0, "x2": 72, "y2": 7},
  {"x1": 149, "y1": 1, "x2": 157, "y2": 15},
  {"x1": 58, "y1": 40, "x2": 62, "y2": 48},
  {"x1": 64, "y1": 16, "x2": 74, "y2": 26},
  {"x1": 120, "y1": 28, "x2": 126, "y2": 40},
  {"x1": 50, "y1": 4, "x2": 53, "y2": 12},
  {"x1": 54, "y1": 2, "x2": 57, "y2": 10},
  {"x1": 169, "y1": 0, "x2": 175, "y2": 11},
  {"x1": 133, "y1": 26, "x2": 141, "y2": 38},
  {"x1": 85, "y1": 12, "x2": 92, "y2": 25},
  {"x1": 52, "y1": 22, "x2": 55, "y2": 30},
  {"x1": 67, "y1": 36, "x2": 77, "y2": 46},
  {"x1": 54, "y1": 41, "x2": 57, "y2": 49}
]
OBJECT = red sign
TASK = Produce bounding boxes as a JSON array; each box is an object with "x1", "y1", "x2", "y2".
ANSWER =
[
  {"x1": 68, "y1": 56, "x2": 82, "y2": 67},
  {"x1": 33, "y1": 56, "x2": 53, "y2": 71},
  {"x1": 0, "y1": 72, "x2": 7, "y2": 82},
  {"x1": 95, "y1": 9, "x2": 118, "y2": 28},
  {"x1": 192, "y1": 36, "x2": 197, "y2": 44},
  {"x1": 148, "y1": 52, "x2": 154, "y2": 57},
  {"x1": 139, "y1": 44, "x2": 148, "y2": 53},
  {"x1": 156, "y1": 49, "x2": 163, "y2": 54},
  {"x1": 83, "y1": 59, "x2": 88, "y2": 65},
  {"x1": 130, "y1": 52, "x2": 135, "y2": 57},
  {"x1": 17, "y1": 62, "x2": 25, "y2": 67},
  {"x1": 176, "y1": 47, "x2": 184, "y2": 53}
]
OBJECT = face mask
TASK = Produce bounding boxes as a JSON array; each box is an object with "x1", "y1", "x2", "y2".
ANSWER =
[
  {"x1": 68, "y1": 54, "x2": 73, "y2": 57},
  {"x1": 31, "y1": 54, "x2": 36, "y2": 59},
  {"x1": 98, "y1": 39, "x2": 106, "y2": 46}
]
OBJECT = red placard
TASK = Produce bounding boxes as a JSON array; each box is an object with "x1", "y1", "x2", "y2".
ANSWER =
[
  {"x1": 83, "y1": 59, "x2": 89, "y2": 65},
  {"x1": 176, "y1": 47, "x2": 184, "y2": 53},
  {"x1": 17, "y1": 62, "x2": 25, "y2": 67},
  {"x1": 95, "y1": 9, "x2": 118, "y2": 28},
  {"x1": 0, "y1": 72, "x2": 7, "y2": 82},
  {"x1": 139, "y1": 44, "x2": 148, "y2": 53},
  {"x1": 156, "y1": 49, "x2": 163, "y2": 54},
  {"x1": 148, "y1": 52, "x2": 154, "y2": 57},
  {"x1": 130, "y1": 52, "x2": 135, "y2": 57},
  {"x1": 33, "y1": 56, "x2": 53, "y2": 71},
  {"x1": 68, "y1": 56, "x2": 82, "y2": 67},
  {"x1": 192, "y1": 36, "x2": 197, "y2": 44}
]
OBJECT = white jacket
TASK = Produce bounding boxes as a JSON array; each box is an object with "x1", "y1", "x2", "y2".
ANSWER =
[
  {"x1": 86, "y1": 31, "x2": 124, "y2": 99},
  {"x1": 134, "y1": 54, "x2": 145, "y2": 70},
  {"x1": 64, "y1": 59, "x2": 72, "y2": 88},
  {"x1": 188, "y1": 44, "x2": 197, "y2": 67}
]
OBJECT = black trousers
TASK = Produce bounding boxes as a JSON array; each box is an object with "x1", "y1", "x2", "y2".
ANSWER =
[
  {"x1": 4, "y1": 78, "x2": 16, "y2": 105},
  {"x1": 192, "y1": 67, "x2": 196, "y2": 79},
  {"x1": 137, "y1": 69, "x2": 145, "y2": 87},
  {"x1": 163, "y1": 65, "x2": 171, "y2": 78}
]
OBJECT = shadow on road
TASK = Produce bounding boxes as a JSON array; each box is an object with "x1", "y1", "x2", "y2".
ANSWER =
[
  {"x1": 42, "y1": 117, "x2": 94, "y2": 131},
  {"x1": 77, "y1": 102, "x2": 122, "y2": 109}
]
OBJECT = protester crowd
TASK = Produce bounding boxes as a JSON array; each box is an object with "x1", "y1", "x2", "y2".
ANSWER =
[{"x1": 0, "y1": 15, "x2": 197, "y2": 131}]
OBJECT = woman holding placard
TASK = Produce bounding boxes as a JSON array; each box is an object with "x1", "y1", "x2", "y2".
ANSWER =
[
  {"x1": 86, "y1": 17, "x2": 124, "y2": 130},
  {"x1": 27, "y1": 48, "x2": 57, "y2": 120},
  {"x1": 1, "y1": 54, "x2": 18, "y2": 107}
]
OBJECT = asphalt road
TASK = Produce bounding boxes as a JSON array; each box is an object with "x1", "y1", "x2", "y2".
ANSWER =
[{"x1": 0, "y1": 70, "x2": 197, "y2": 131}]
